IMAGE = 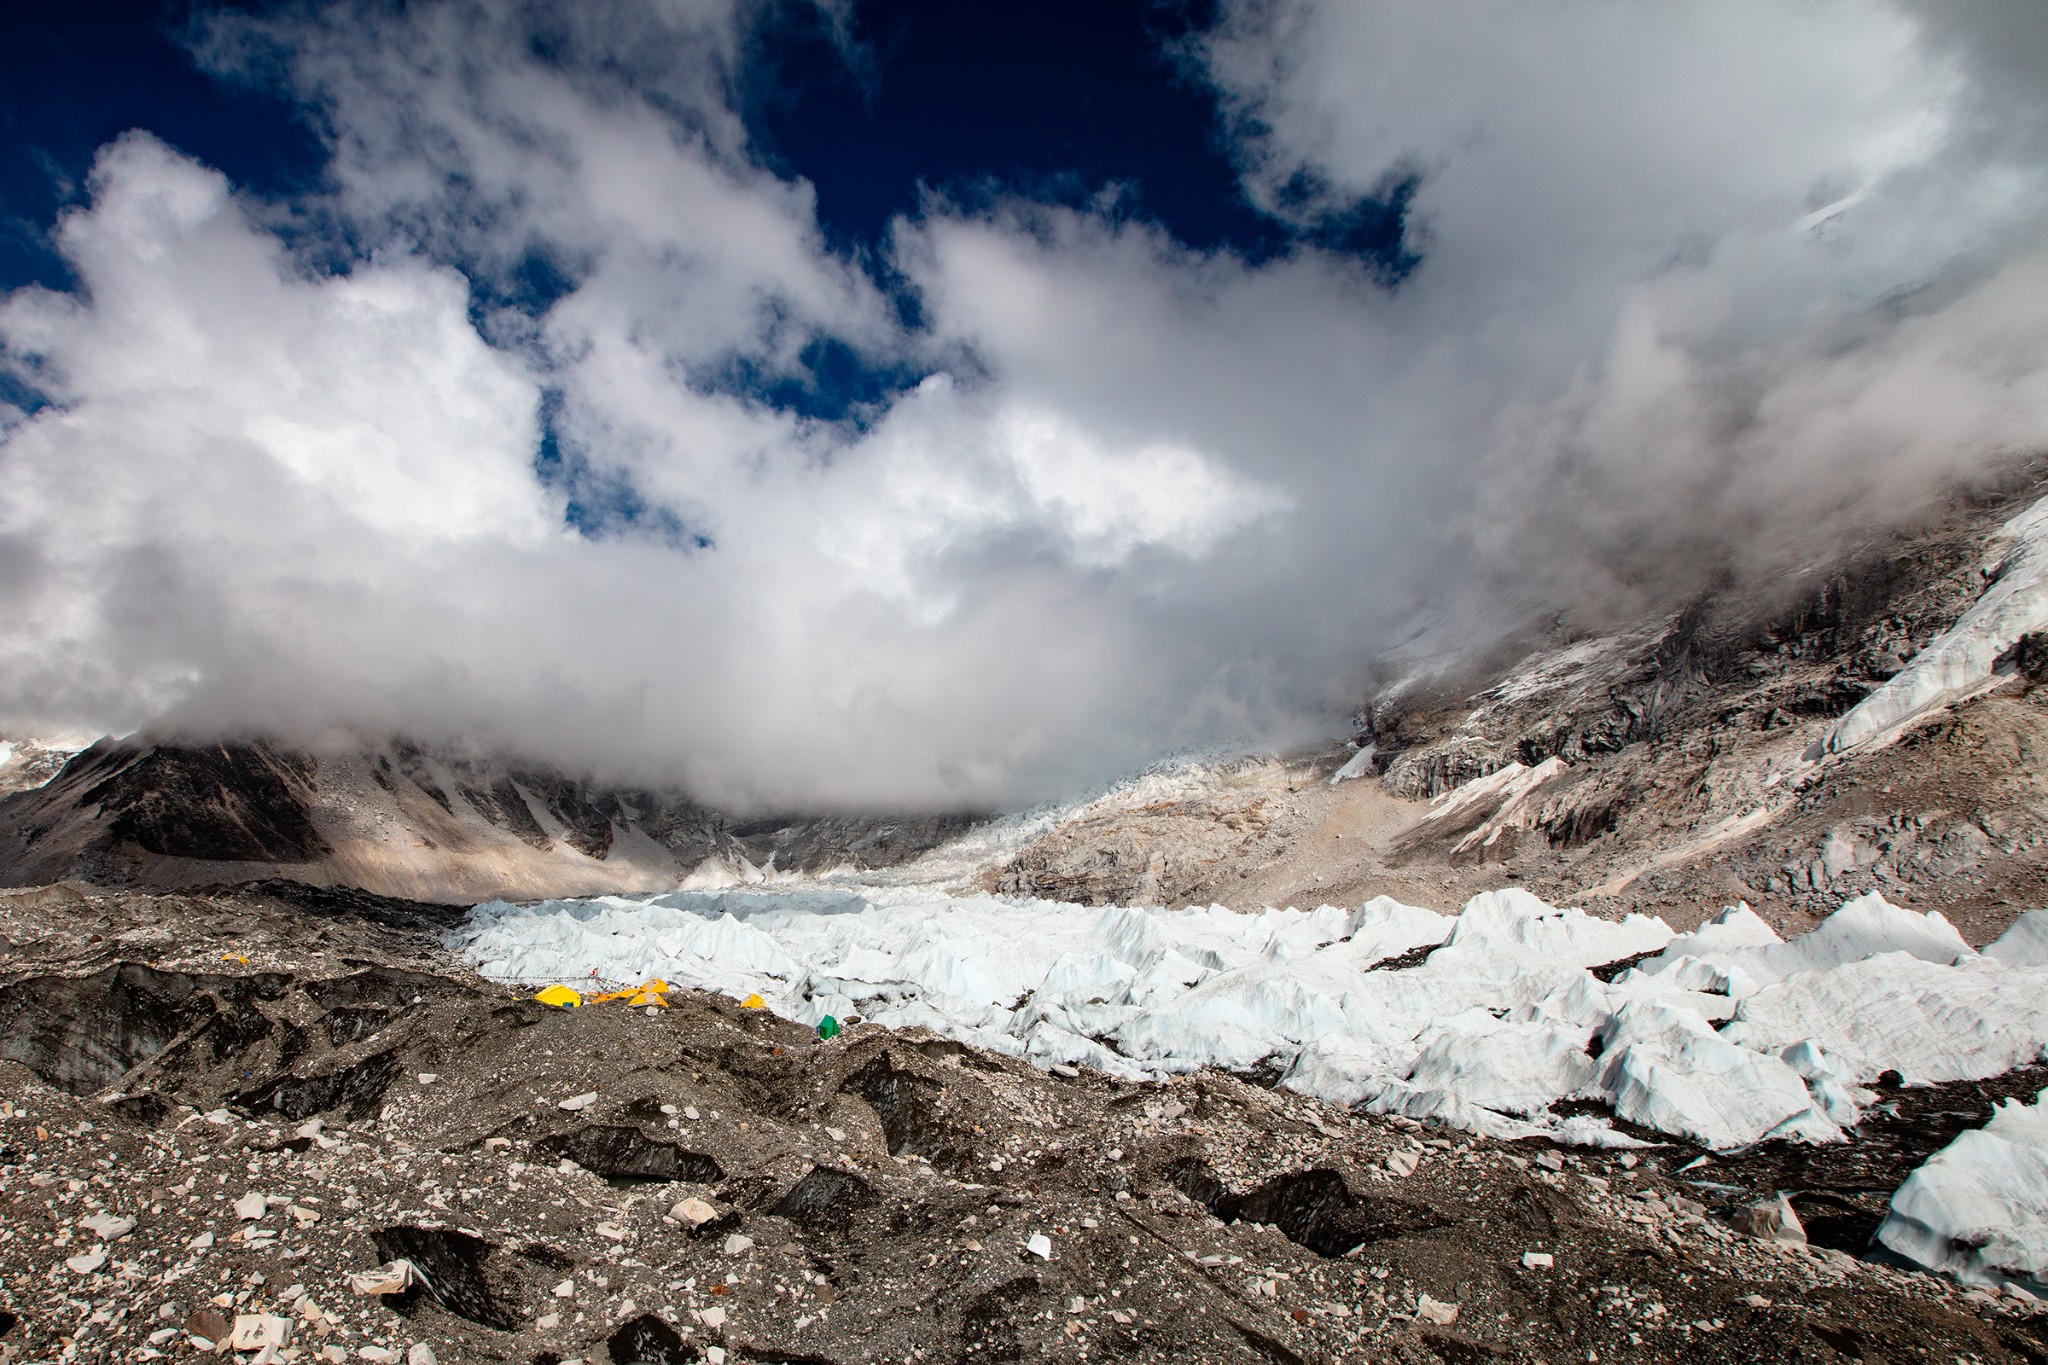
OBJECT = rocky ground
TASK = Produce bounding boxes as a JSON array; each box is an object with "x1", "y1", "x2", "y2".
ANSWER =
[{"x1": 5, "y1": 884, "x2": 2048, "y2": 1364}]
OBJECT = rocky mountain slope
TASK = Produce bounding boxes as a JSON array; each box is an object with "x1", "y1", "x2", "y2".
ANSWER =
[
  {"x1": 985, "y1": 474, "x2": 2048, "y2": 946},
  {"x1": 0, "y1": 738, "x2": 975, "y2": 904}
]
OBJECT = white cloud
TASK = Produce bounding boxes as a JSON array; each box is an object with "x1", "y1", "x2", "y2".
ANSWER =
[{"x1": 1, "y1": 1, "x2": 2046, "y2": 810}]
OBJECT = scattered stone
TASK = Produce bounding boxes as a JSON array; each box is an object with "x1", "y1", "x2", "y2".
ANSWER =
[
  {"x1": 721, "y1": 1233, "x2": 754, "y2": 1256},
  {"x1": 64, "y1": 1249, "x2": 106, "y2": 1274},
  {"x1": 1416, "y1": 1294, "x2": 1459, "y2": 1326},
  {"x1": 408, "y1": 1345, "x2": 437, "y2": 1365},
  {"x1": 1385, "y1": 1148, "x2": 1419, "y2": 1177},
  {"x1": 1730, "y1": 1194, "x2": 1807, "y2": 1246},
  {"x1": 184, "y1": 1308, "x2": 231, "y2": 1346},
  {"x1": 1522, "y1": 1251, "x2": 1554, "y2": 1269},
  {"x1": 81, "y1": 1211, "x2": 134, "y2": 1241},
  {"x1": 558, "y1": 1092, "x2": 599, "y2": 1112},
  {"x1": 233, "y1": 1190, "x2": 269, "y2": 1221},
  {"x1": 1025, "y1": 1233, "x2": 1053, "y2": 1260},
  {"x1": 347, "y1": 1261, "x2": 419, "y2": 1295},
  {"x1": 231, "y1": 1314, "x2": 292, "y2": 1351},
  {"x1": 671, "y1": 1197, "x2": 720, "y2": 1228}
]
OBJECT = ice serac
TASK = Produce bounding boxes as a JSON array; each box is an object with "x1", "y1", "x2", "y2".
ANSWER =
[
  {"x1": 1831, "y1": 491, "x2": 2048, "y2": 753},
  {"x1": 452, "y1": 885, "x2": 2048, "y2": 1152},
  {"x1": 1879, "y1": 1089, "x2": 2048, "y2": 1285}
]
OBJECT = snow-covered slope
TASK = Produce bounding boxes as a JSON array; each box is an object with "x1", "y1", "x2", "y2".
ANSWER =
[
  {"x1": 452, "y1": 883, "x2": 2048, "y2": 1151},
  {"x1": 1831, "y1": 492, "x2": 2048, "y2": 753}
]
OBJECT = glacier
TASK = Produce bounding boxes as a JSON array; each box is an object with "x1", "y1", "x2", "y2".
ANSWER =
[{"x1": 451, "y1": 885, "x2": 2048, "y2": 1154}]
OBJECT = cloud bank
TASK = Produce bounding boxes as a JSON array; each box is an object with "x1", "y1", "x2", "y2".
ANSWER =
[{"x1": 2, "y1": 0, "x2": 2046, "y2": 810}]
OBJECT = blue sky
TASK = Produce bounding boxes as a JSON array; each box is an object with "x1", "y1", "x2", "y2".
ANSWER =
[{"x1": 0, "y1": 1, "x2": 2043, "y2": 809}]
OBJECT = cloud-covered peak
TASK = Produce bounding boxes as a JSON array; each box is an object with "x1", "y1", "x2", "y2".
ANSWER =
[{"x1": 2, "y1": 1, "x2": 2046, "y2": 811}]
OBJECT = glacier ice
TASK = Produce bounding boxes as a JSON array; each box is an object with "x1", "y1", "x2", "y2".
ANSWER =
[
  {"x1": 452, "y1": 884, "x2": 2048, "y2": 1153},
  {"x1": 1831, "y1": 491, "x2": 2048, "y2": 753},
  {"x1": 1880, "y1": 1089, "x2": 2048, "y2": 1285}
]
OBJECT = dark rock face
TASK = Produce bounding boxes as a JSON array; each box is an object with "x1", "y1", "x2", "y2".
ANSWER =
[
  {"x1": 0, "y1": 733, "x2": 984, "y2": 901},
  {"x1": 533, "y1": 1125, "x2": 725, "y2": 1184},
  {"x1": 771, "y1": 1166, "x2": 878, "y2": 1237},
  {"x1": 606, "y1": 1313, "x2": 694, "y2": 1364},
  {"x1": 368, "y1": 1225, "x2": 526, "y2": 1330},
  {"x1": 0, "y1": 963, "x2": 286, "y2": 1094},
  {"x1": 70, "y1": 739, "x2": 329, "y2": 863}
]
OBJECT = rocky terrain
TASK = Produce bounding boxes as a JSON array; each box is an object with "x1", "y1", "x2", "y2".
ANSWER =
[
  {"x1": 5, "y1": 478, "x2": 2048, "y2": 1361},
  {"x1": 984, "y1": 474, "x2": 2048, "y2": 947},
  {"x1": 8, "y1": 884, "x2": 2048, "y2": 1364},
  {"x1": 0, "y1": 740, "x2": 976, "y2": 906}
]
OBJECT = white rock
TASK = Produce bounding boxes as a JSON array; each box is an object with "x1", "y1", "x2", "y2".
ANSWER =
[
  {"x1": 408, "y1": 1345, "x2": 437, "y2": 1365},
  {"x1": 1385, "y1": 1149, "x2": 1419, "y2": 1177},
  {"x1": 347, "y1": 1261, "x2": 419, "y2": 1295},
  {"x1": 699, "y1": 1305, "x2": 727, "y2": 1329},
  {"x1": 1731, "y1": 1194, "x2": 1807, "y2": 1246},
  {"x1": 231, "y1": 1315, "x2": 292, "y2": 1351},
  {"x1": 81, "y1": 1211, "x2": 134, "y2": 1241},
  {"x1": 1416, "y1": 1294, "x2": 1459, "y2": 1325},
  {"x1": 233, "y1": 1191, "x2": 269, "y2": 1221},
  {"x1": 534, "y1": 1313, "x2": 560, "y2": 1329},
  {"x1": 1521, "y1": 1251, "x2": 1554, "y2": 1269},
  {"x1": 552, "y1": 1279, "x2": 576, "y2": 1298},
  {"x1": 671, "y1": 1197, "x2": 719, "y2": 1227},
  {"x1": 417, "y1": 1074, "x2": 438, "y2": 1085},
  {"x1": 722, "y1": 1233, "x2": 754, "y2": 1256},
  {"x1": 65, "y1": 1250, "x2": 107, "y2": 1274},
  {"x1": 558, "y1": 1092, "x2": 599, "y2": 1112},
  {"x1": 1025, "y1": 1233, "x2": 1054, "y2": 1260}
]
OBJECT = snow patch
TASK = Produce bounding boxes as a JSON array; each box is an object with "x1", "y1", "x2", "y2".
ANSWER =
[{"x1": 1831, "y1": 492, "x2": 2048, "y2": 753}]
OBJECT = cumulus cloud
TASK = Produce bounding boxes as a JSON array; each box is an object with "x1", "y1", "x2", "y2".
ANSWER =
[{"x1": 2, "y1": 0, "x2": 2046, "y2": 810}]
